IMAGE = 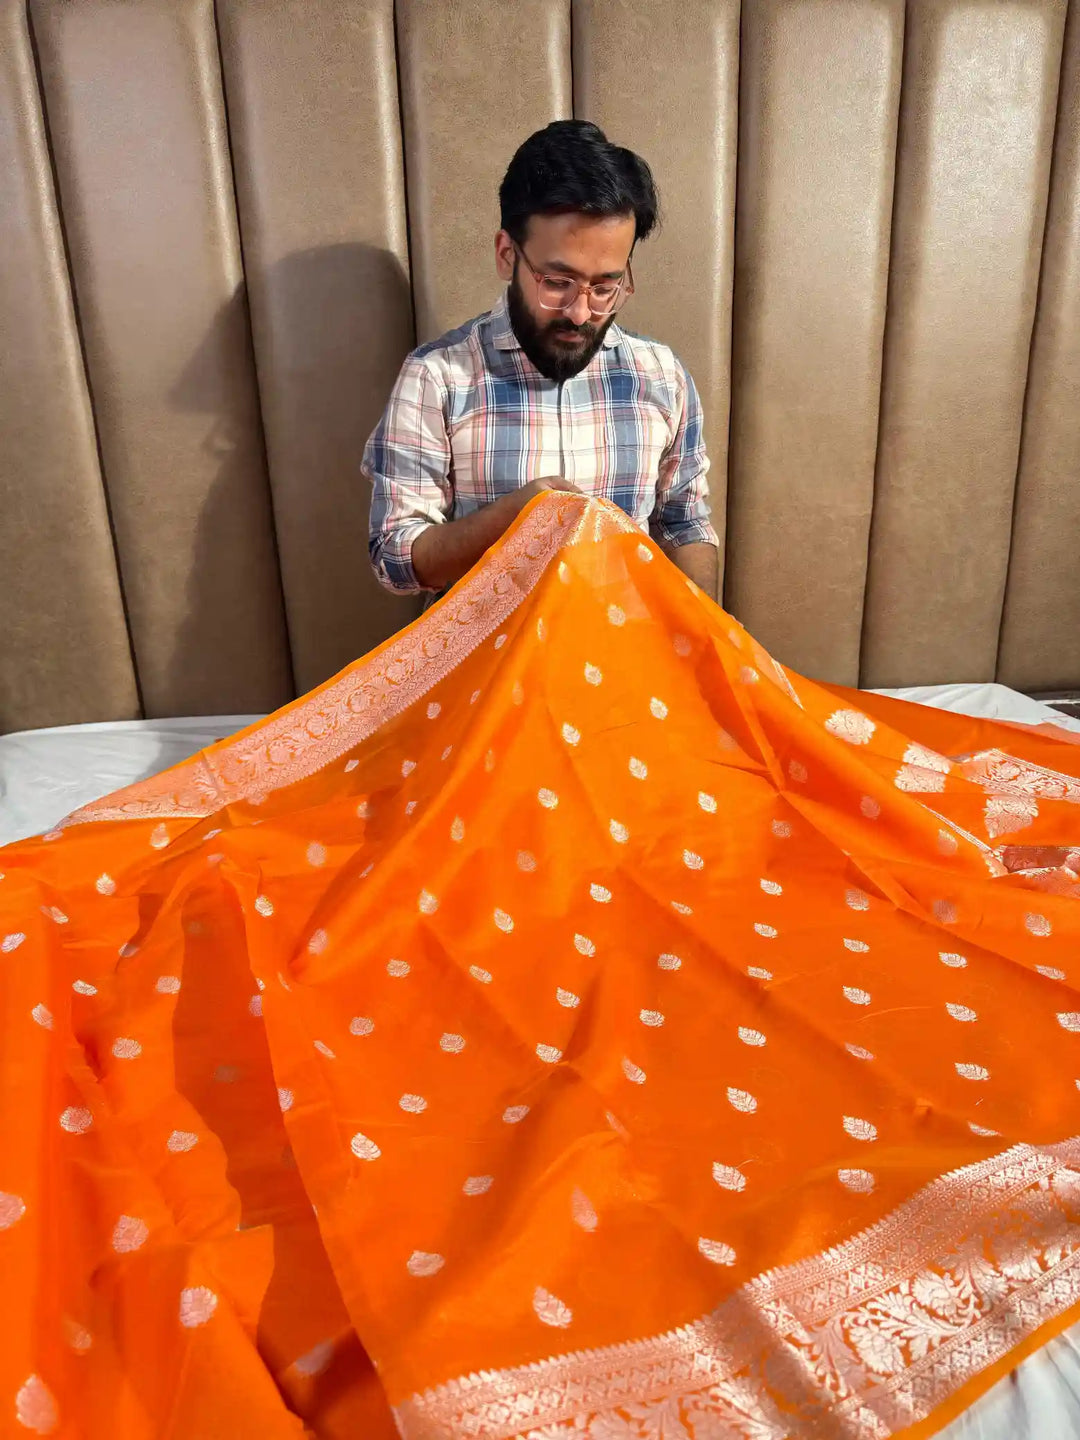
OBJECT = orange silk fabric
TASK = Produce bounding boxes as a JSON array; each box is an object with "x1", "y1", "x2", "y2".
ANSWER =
[{"x1": 3, "y1": 494, "x2": 1080, "y2": 1440}]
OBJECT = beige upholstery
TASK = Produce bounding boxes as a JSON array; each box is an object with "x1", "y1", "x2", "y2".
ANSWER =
[
  {"x1": 726, "y1": 0, "x2": 903, "y2": 685},
  {"x1": 861, "y1": 0, "x2": 1066, "y2": 687},
  {"x1": 396, "y1": 0, "x2": 572, "y2": 343},
  {"x1": 30, "y1": 0, "x2": 291, "y2": 718},
  {"x1": 3, "y1": 0, "x2": 1080, "y2": 731},
  {"x1": 574, "y1": 0, "x2": 740, "y2": 570},
  {"x1": 0, "y1": 0, "x2": 137, "y2": 730},
  {"x1": 216, "y1": 0, "x2": 417, "y2": 692},
  {"x1": 999, "y1": 1, "x2": 1080, "y2": 694}
]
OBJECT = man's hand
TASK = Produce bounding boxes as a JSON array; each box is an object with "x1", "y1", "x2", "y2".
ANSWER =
[
  {"x1": 519, "y1": 475, "x2": 583, "y2": 503},
  {"x1": 662, "y1": 540, "x2": 720, "y2": 602},
  {"x1": 411, "y1": 477, "x2": 583, "y2": 592}
]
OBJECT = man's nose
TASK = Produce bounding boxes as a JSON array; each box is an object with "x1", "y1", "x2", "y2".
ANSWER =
[{"x1": 565, "y1": 291, "x2": 593, "y2": 327}]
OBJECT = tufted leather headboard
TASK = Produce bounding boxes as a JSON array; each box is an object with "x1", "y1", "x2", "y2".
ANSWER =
[{"x1": 2, "y1": 0, "x2": 1079, "y2": 733}]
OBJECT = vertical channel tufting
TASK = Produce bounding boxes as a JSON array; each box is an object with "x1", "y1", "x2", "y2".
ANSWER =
[
  {"x1": 396, "y1": 0, "x2": 572, "y2": 343},
  {"x1": 6, "y1": 1, "x2": 1080, "y2": 721},
  {"x1": 861, "y1": 0, "x2": 1066, "y2": 688},
  {"x1": 998, "y1": 2, "x2": 1080, "y2": 694},
  {"x1": 217, "y1": 0, "x2": 418, "y2": 689},
  {"x1": 573, "y1": 0, "x2": 739, "y2": 581},
  {"x1": 725, "y1": 0, "x2": 904, "y2": 684},
  {"x1": 0, "y1": 0, "x2": 138, "y2": 731},
  {"x1": 29, "y1": 0, "x2": 292, "y2": 717}
]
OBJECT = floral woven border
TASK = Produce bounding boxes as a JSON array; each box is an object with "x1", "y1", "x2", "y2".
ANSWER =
[
  {"x1": 395, "y1": 1140, "x2": 1080, "y2": 1439},
  {"x1": 63, "y1": 498, "x2": 638, "y2": 826}
]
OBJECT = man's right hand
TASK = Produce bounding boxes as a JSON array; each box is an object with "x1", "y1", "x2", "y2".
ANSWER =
[
  {"x1": 518, "y1": 475, "x2": 583, "y2": 507},
  {"x1": 411, "y1": 477, "x2": 584, "y2": 593}
]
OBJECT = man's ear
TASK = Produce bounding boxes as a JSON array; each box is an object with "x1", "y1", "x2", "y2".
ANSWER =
[{"x1": 494, "y1": 230, "x2": 515, "y2": 283}]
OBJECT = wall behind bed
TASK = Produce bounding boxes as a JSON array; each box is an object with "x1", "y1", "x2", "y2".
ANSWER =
[{"x1": 2, "y1": 0, "x2": 1079, "y2": 732}]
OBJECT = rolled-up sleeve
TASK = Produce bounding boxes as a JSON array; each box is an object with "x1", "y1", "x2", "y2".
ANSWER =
[
  {"x1": 651, "y1": 362, "x2": 719, "y2": 549},
  {"x1": 364, "y1": 357, "x2": 452, "y2": 594}
]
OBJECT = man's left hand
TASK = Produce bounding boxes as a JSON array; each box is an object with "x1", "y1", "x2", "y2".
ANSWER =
[{"x1": 662, "y1": 541, "x2": 720, "y2": 602}]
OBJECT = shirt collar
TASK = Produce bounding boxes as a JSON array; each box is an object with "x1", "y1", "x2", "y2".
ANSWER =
[{"x1": 489, "y1": 290, "x2": 622, "y2": 354}]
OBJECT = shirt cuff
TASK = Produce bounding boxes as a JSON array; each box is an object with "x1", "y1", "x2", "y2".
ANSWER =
[
  {"x1": 652, "y1": 515, "x2": 721, "y2": 550},
  {"x1": 370, "y1": 521, "x2": 431, "y2": 595}
]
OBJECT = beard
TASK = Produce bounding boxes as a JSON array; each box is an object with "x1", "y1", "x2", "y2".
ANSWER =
[{"x1": 507, "y1": 270, "x2": 615, "y2": 383}]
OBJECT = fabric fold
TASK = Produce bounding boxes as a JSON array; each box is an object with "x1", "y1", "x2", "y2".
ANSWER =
[{"x1": 2, "y1": 493, "x2": 1079, "y2": 1439}]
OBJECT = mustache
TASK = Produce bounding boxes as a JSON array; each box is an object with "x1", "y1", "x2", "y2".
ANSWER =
[{"x1": 548, "y1": 319, "x2": 597, "y2": 338}]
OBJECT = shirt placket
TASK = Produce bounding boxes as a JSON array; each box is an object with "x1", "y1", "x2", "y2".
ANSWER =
[
  {"x1": 558, "y1": 378, "x2": 573, "y2": 486},
  {"x1": 538, "y1": 378, "x2": 562, "y2": 485}
]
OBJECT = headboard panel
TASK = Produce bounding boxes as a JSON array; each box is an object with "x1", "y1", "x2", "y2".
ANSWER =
[
  {"x1": 216, "y1": 0, "x2": 414, "y2": 693},
  {"x1": 726, "y1": 0, "x2": 903, "y2": 685},
  {"x1": 574, "y1": 0, "x2": 741, "y2": 567},
  {"x1": 999, "y1": 9, "x2": 1080, "y2": 695},
  {"x1": 30, "y1": 0, "x2": 292, "y2": 718},
  {"x1": 1, "y1": 0, "x2": 137, "y2": 729},
  {"x1": 2, "y1": 0, "x2": 1079, "y2": 732},
  {"x1": 860, "y1": 0, "x2": 1066, "y2": 688},
  {"x1": 397, "y1": 0, "x2": 573, "y2": 345}
]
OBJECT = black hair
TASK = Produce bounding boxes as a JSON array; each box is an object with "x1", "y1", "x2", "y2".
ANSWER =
[{"x1": 499, "y1": 120, "x2": 659, "y2": 247}]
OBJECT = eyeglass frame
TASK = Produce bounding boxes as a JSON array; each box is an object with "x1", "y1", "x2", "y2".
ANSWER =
[{"x1": 512, "y1": 240, "x2": 635, "y2": 317}]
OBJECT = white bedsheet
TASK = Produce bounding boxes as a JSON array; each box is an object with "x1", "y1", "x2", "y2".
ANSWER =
[
  {"x1": 2, "y1": 683, "x2": 1077, "y2": 848},
  {"x1": 0, "y1": 714, "x2": 264, "y2": 846},
  {"x1": 1, "y1": 682, "x2": 1079, "y2": 1435}
]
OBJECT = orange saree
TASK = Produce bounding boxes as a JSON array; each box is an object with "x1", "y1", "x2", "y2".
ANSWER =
[{"x1": 3, "y1": 492, "x2": 1080, "y2": 1440}]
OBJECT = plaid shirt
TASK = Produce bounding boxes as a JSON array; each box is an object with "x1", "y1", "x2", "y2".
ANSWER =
[{"x1": 364, "y1": 291, "x2": 717, "y2": 593}]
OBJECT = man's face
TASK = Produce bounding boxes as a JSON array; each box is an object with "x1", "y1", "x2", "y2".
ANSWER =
[{"x1": 496, "y1": 212, "x2": 636, "y2": 383}]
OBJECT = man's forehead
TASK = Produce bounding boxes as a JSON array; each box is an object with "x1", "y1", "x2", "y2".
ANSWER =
[{"x1": 525, "y1": 213, "x2": 635, "y2": 274}]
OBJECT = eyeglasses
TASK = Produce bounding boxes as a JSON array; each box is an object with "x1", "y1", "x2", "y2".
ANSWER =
[{"x1": 513, "y1": 242, "x2": 634, "y2": 317}]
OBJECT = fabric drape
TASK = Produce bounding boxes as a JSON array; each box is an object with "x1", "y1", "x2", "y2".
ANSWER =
[{"x1": 3, "y1": 493, "x2": 1080, "y2": 1440}]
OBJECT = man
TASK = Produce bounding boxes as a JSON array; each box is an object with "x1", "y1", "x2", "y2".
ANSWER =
[{"x1": 365, "y1": 120, "x2": 719, "y2": 600}]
